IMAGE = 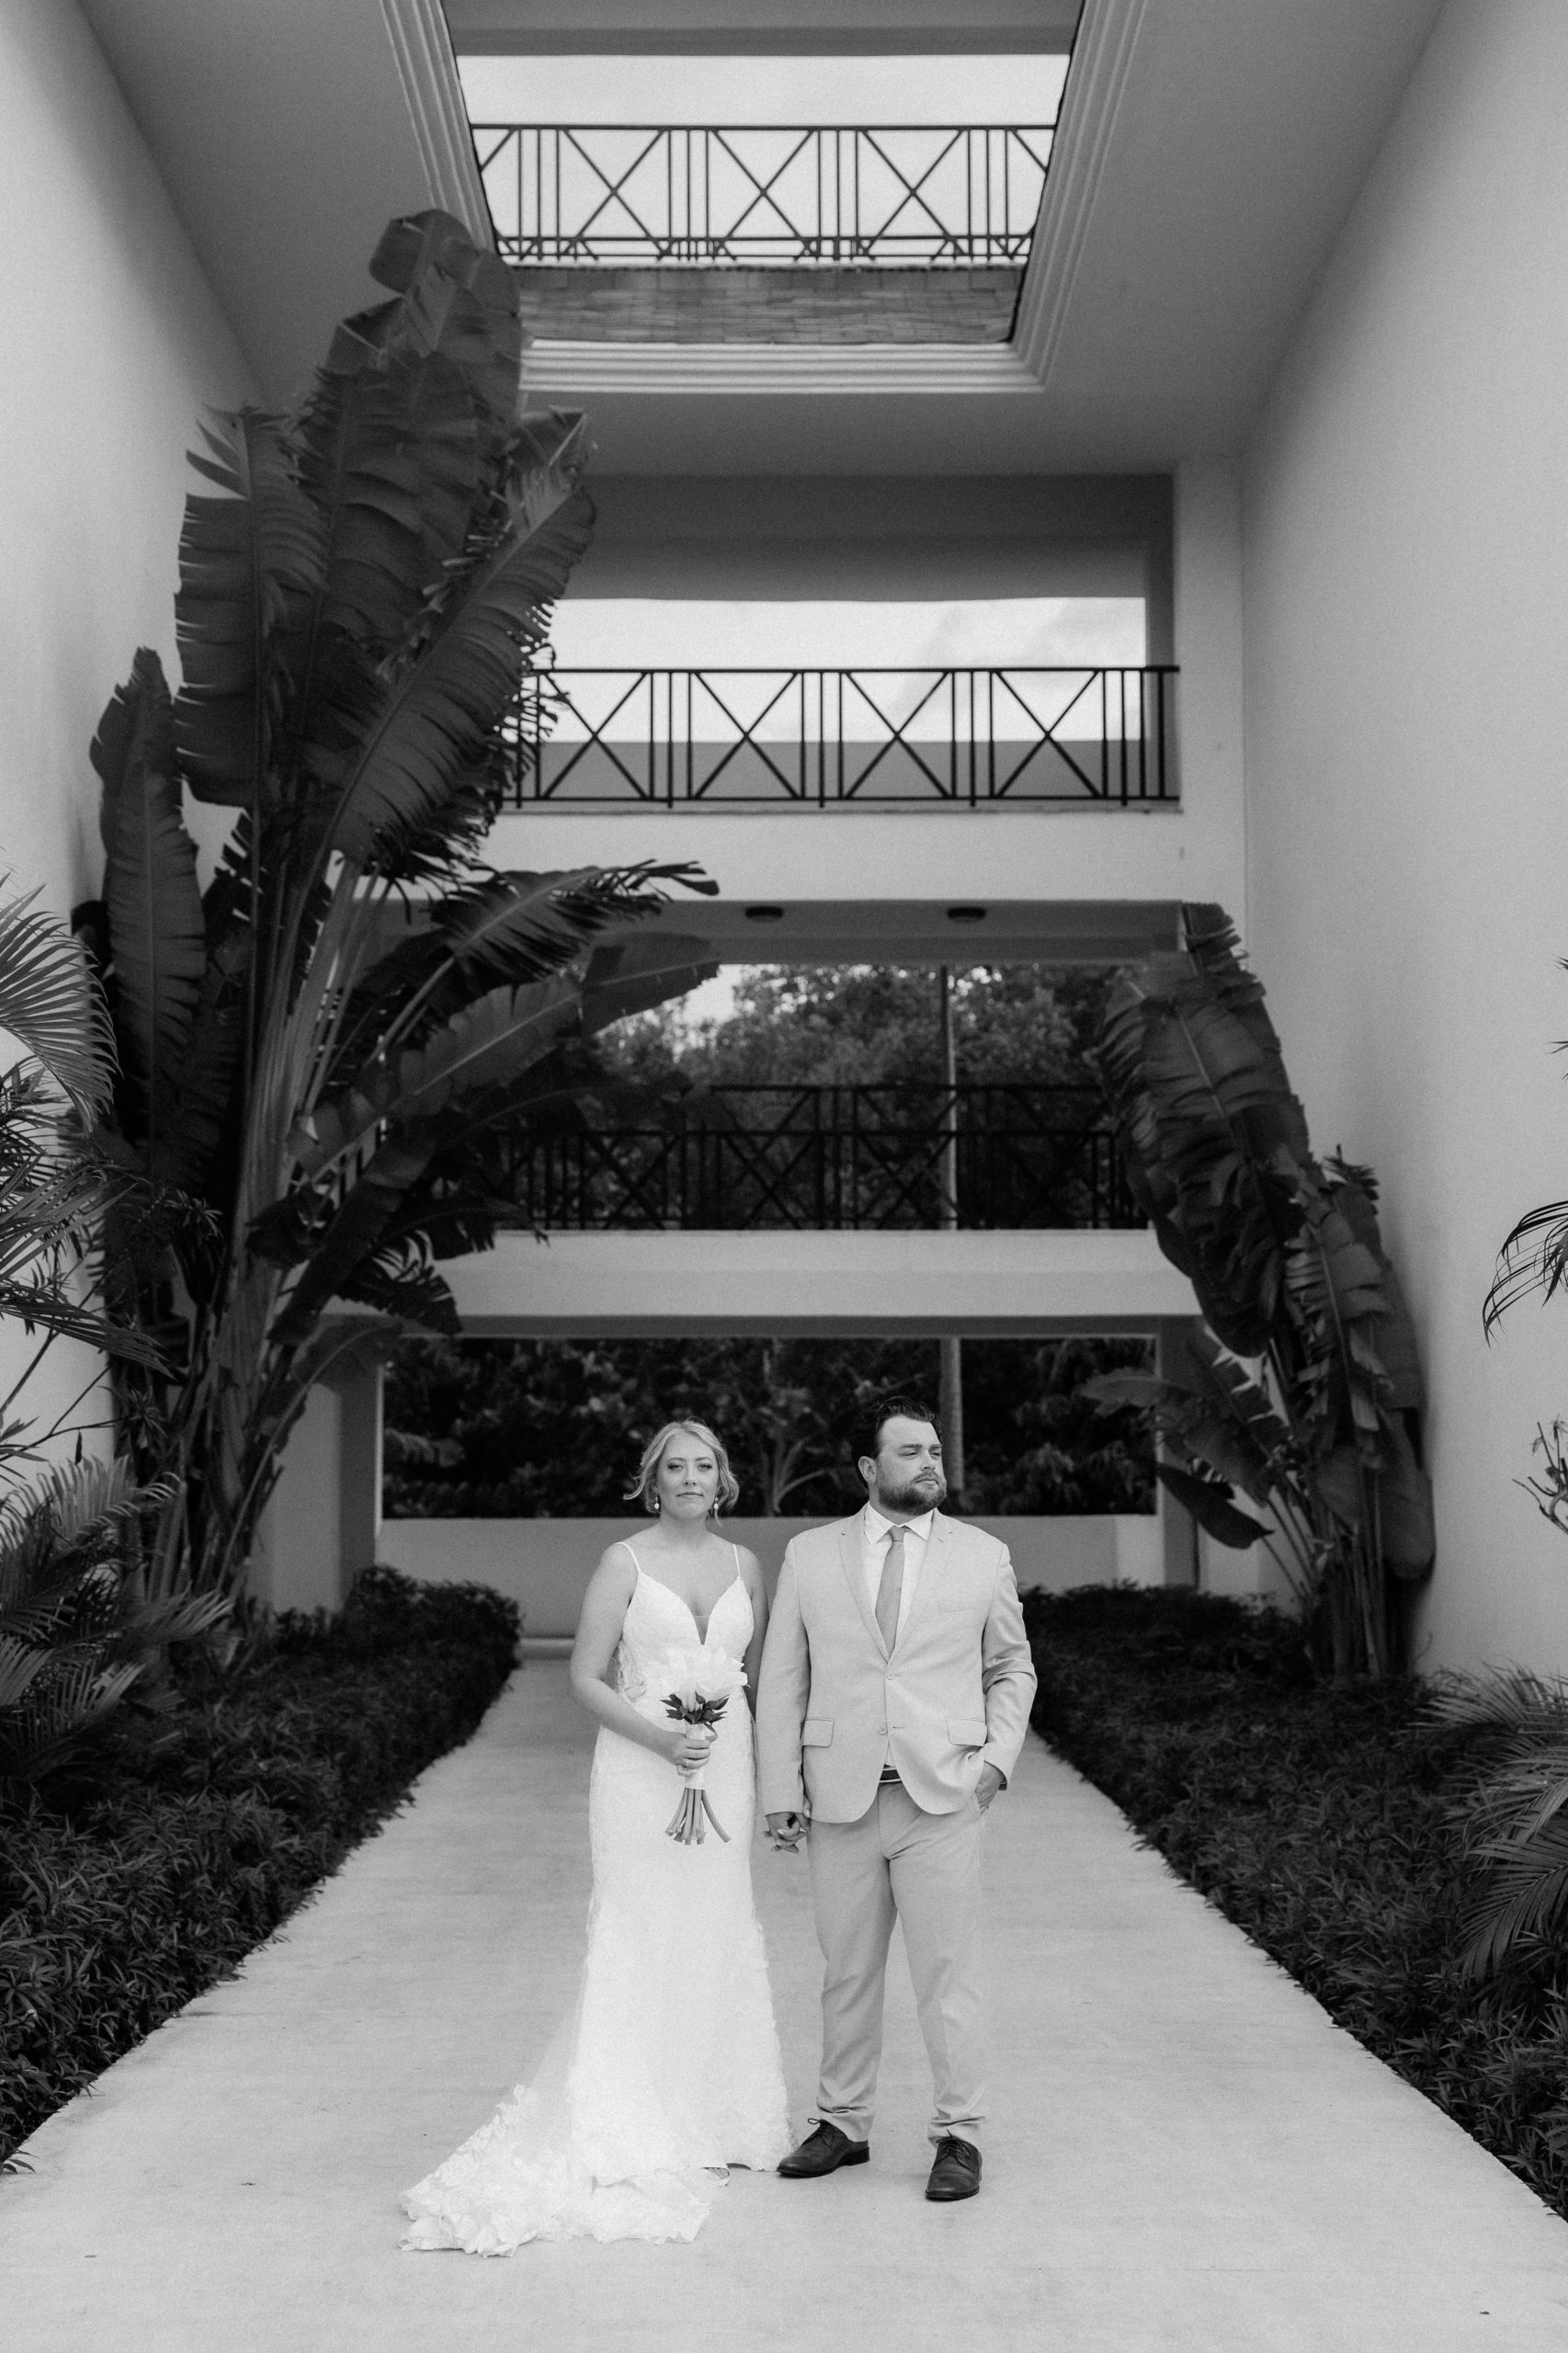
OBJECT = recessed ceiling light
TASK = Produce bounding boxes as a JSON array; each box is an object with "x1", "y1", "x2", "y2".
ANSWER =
[
  {"x1": 744, "y1": 904, "x2": 785, "y2": 922},
  {"x1": 947, "y1": 905, "x2": 986, "y2": 923}
]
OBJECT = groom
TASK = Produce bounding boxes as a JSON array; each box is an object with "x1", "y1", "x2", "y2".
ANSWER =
[{"x1": 756, "y1": 1394, "x2": 1037, "y2": 2202}]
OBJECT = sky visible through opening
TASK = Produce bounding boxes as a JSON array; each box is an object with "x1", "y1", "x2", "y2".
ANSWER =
[
  {"x1": 549, "y1": 598, "x2": 1146, "y2": 669},
  {"x1": 457, "y1": 55, "x2": 1069, "y2": 127}
]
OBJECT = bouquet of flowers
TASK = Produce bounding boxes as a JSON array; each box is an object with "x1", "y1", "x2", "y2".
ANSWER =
[{"x1": 660, "y1": 1646, "x2": 747, "y2": 1847}]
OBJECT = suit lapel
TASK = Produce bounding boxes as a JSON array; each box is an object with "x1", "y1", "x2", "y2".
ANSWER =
[
  {"x1": 838, "y1": 1518, "x2": 888, "y2": 1658},
  {"x1": 892, "y1": 1510, "x2": 949, "y2": 1650}
]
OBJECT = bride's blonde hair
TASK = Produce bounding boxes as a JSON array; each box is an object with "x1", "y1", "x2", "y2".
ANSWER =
[{"x1": 625, "y1": 1419, "x2": 741, "y2": 1516}]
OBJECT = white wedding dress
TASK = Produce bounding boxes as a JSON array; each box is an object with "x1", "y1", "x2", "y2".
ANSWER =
[{"x1": 402, "y1": 1551, "x2": 792, "y2": 2252}]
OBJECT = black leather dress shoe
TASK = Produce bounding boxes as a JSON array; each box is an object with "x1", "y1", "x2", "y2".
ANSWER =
[
  {"x1": 926, "y1": 2136, "x2": 982, "y2": 2201},
  {"x1": 778, "y1": 2121, "x2": 870, "y2": 2178}
]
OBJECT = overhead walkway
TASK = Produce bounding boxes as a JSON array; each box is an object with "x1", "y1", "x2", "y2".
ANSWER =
[
  {"x1": 6, "y1": 1665, "x2": 1568, "y2": 2351},
  {"x1": 440, "y1": 1226, "x2": 1196, "y2": 1336}
]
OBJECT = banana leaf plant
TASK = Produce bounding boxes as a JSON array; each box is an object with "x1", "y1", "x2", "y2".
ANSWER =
[
  {"x1": 81, "y1": 211, "x2": 716, "y2": 1600},
  {"x1": 1086, "y1": 904, "x2": 1434, "y2": 1677}
]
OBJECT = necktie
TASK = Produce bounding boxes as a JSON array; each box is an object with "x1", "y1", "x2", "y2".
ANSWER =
[{"x1": 875, "y1": 1526, "x2": 905, "y2": 1652}]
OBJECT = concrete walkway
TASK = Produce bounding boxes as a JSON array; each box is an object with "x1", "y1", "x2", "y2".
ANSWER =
[{"x1": 6, "y1": 1666, "x2": 1568, "y2": 2353}]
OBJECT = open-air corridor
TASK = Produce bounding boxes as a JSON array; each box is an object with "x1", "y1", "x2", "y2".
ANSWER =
[{"x1": 6, "y1": 1661, "x2": 1568, "y2": 2352}]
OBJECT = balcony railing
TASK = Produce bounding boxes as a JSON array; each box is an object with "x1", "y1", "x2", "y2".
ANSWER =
[
  {"x1": 502, "y1": 666, "x2": 1176, "y2": 810},
  {"x1": 472, "y1": 124, "x2": 1053, "y2": 267},
  {"x1": 488, "y1": 1085, "x2": 1142, "y2": 1233}
]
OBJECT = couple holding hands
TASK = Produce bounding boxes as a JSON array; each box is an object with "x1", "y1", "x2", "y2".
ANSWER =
[{"x1": 403, "y1": 1394, "x2": 1037, "y2": 2253}]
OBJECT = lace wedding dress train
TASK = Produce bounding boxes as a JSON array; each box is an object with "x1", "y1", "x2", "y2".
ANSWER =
[{"x1": 402, "y1": 1559, "x2": 791, "y2": 2253}]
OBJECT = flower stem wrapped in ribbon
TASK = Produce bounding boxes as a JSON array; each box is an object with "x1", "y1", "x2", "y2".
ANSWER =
[{"x1": 660, "y1": 1646, "x2": 746, "y2": 1846}]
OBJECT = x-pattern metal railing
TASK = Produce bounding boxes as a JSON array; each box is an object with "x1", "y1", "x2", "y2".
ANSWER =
[
  {"x1": 486, "y1": 1086, "x2": 1142, "y2": 1233},
  {"x1": 502, "y1": 667, "x2": 1177, "y2": 808},
  {"x1": 472, "y1": 124, "x2": 1053, "y2": 266}
]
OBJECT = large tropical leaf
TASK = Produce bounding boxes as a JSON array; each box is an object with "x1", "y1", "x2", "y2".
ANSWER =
[
  {"x1": 290, "y1": 978, "x2": 581, "y2": 1176},
  {"x1": 1329, "y1": 1161, "x2": 1426, "y2": 1409},
  {"x1": 157, "y1": 926, "x2": 249, "y2": 1195},
  {"x1": 1092, "y1": 1329, "x2": 1295, "y2": 1508},
  {"x1": 343, "y1": 863, "x2": 712, "y2": 1072},
  {"x1": 324, "y1": 479, "x2": 594, "y2": 866},
  {"x1": 1093, "y1": 968, "x2": 1187, "y2": 1261},
  {"x1": 1154, "y1": 1461, "x2": 1270, "y2": 1549},
  {"x1": 1376, "y1": 1411, "x2": 1436, "y2": 1577},
  {"x1": 267, "y1": 1128, "x2": 446, "y2": 1349},
  {"x1": 580, "y1": 934, "x2": 721, "y2": 1034},
  {"x1": 174, "y1": 409, "x2": 323, "y2": 806},
  {"x1": 93, "y1": 656, "x2": 205, "y2": 1149},
  {"x1": 286, "y1": 221, "x2": 537, "y2": 808},
  {"x1": 1285, "y1": 1178, "x2": 1390, "y2": 1444},
  {"x1": 1179, "y1": 903, "x2": 1312, "y2": 1162},
  {"x1": 1098, "y1": 923, "x2": 1312, "y2": 1354},
  {"x1": 365, "y1": 210, "x2": 523, "y2": 432}
]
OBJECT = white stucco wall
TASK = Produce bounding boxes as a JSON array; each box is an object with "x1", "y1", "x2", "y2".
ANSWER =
[
  {"x1": 0, "y1": 1, "x2": 252, "y2": 1450},
  {"x1": 378, "y1": 1511, "x2": 1165, "y2": 1640},
  {"x1": 1243, "y1": 0, "x2": 1568, "y2": 1672}
]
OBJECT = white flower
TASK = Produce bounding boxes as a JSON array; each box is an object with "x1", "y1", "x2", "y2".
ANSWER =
[{"x1": 660, "y1": 1645, "x2": 747, "y2": 1710}]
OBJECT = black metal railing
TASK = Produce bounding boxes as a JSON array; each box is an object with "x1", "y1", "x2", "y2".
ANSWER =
[
  {"x1": 502, "y1": 665, "x2": 1176, "y2": 809},
  {"x1": 488, "y1": 1086, "x2": 1141, "y2": 1233},
  {"x1": 472, "y1": 124, "x2": 1053, "y2": 266}
]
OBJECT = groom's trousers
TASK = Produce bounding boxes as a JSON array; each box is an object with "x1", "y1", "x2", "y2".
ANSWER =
[{"x1": 807, "y1": 1778, "x2": 985, "y2": 2147}]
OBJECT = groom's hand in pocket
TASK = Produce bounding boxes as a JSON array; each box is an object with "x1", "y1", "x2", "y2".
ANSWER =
[
  {"x1": 975, "y1": 1764, "x2": 1005, "y2": 1814},
  {"x1": 767, "y1": 1811, "x2": 806, "y2": 1852}
]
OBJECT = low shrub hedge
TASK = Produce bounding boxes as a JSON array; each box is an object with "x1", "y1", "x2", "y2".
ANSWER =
[
  {"x1": 1024, "y1": 1585, "x2": 1568, "y2": 2219},
  {"x1": 0, "y1": 1567, "x2": 517, "y2": 2166}
]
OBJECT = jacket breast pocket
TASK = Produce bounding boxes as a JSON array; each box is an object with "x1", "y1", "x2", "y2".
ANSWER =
[
  {"x1": 801, "y1": 1718, "x2": 834, "y2": 1747},
  {"x1": 948, "y1": 1717, "x2": 988, "y2": 1748}
]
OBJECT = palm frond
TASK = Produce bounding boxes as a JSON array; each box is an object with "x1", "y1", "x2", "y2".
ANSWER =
[
  {"x1": 0, "y1": 891, "x2": 114, "y2": 1120},
  {"x1": 1428, "y1": 1666, "x2": 1568, "y2": 1733},
  {"x1": 1459, "y1": 1816, "x2": 1568, "y2": 1980},
  {"x1": 1486, "y1": 1198, "x2": 1568, "y2": 1336}
]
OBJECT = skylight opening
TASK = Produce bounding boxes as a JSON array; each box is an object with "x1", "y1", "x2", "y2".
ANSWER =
[{"x1": 456, "y1": 53, "x2": 1069, "y2": 128}]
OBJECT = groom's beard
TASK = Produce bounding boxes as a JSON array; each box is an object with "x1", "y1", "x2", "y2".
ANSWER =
[{"x1": 872, "y1": 1468, "x2": 947, "y2": 1515}]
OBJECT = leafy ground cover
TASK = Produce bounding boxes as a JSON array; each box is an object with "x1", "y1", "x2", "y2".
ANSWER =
[
  {"x1": 1023, "y1": 1585, "x2": 1568, "y2": 2217},
  {"x1": 0, "y1": 1569, "x2": 517, "y2": 2167}
]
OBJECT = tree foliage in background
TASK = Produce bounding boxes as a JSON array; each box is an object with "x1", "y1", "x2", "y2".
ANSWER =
[
  {"x1": 387, "y1": 961, "x2": 1150, "y2": 1521},
  {"x1": 81, "y1": 210, "x2": 714, "y2": 1604},
  {"x1": 383, "y1": 1333, "x2": 1153, "y2": 1519},
  {"x1": 599, "y1": 961, "x2": 1114, "y2": 1091},
  {"x1": 1087, "y1": 904, "x2": 1433, "y2": 1678}
]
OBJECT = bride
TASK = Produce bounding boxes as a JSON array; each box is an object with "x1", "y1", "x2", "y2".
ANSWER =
[{"x1": 402, "y1": 1418, "x2": 791, "y2": 2252}]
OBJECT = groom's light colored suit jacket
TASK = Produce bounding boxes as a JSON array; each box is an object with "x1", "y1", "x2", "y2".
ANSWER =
[{"x1": 756, "y1": 1511, "x2": 1038, "y2": 1823}]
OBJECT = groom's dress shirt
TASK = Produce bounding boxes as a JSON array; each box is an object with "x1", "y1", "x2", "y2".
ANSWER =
[{"x1": 860, "y1": 1503, "x2": 933, "y2": 1643}]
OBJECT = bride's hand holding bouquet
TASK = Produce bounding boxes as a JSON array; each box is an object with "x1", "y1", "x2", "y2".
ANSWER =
[
  {"x1": 658, "y1": 1716, "x2": 716, "y2": 1774},
  {"x1": 658, "y1": 1646, "x2": 746, "y2": 1847}
]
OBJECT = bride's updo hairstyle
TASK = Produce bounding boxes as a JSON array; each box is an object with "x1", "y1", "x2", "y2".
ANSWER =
[{"x1": 626, "y1": 1419, "x2": 741, "y2": 1517}]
